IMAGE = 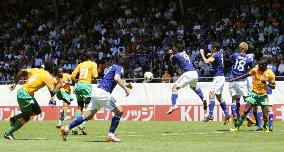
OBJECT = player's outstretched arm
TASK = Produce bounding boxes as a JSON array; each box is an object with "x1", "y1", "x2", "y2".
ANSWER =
[
  {"x1": 10, "y1": 69, "x2": 28, "y2": 91},
  {"x1": 49, "y1": 83, "x2": 62, "y2": 97},
  {"x1": 114, "y1": 74, "x2": 131, "y2": 96},
  {"x1": 229, "y1": 73, "x2": 251, "y2": 82}
]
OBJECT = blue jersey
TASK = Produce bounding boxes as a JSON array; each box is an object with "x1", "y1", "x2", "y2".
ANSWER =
[
  {"x1": 211, "y1": 51, "x2": 224, "y2": 76},
  {"x1": 266, "y1": 64, "x2": 277, "y2": 95},
  {"x1": 173, "y1": 51, "x2": 195, "y2": 73},
  {"x1": 98, "y1": 64, "x2": 124, "y2": 93},
  {"x1": 230, "y1": 53, "x2": 254, "y2": 80}
]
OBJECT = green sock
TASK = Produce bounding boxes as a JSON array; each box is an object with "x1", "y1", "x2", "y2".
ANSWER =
[
  {"x1": 59, "y1": 111, "x2": 67, "y2": 121},
  {"x1": 5, "y1": 119, "x2": 24, "y2": 135},
  {"x1": 263, "y1": 118, "x2": 268, "y2": 129},
  {"x1": 237, "y1": 115, "x2": 246, "y2": 128}
]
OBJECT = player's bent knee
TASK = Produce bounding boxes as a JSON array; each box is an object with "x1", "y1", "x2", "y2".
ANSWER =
[
  {"x1": 22, "y1": 112, "x2": 31, "y2": 122},
  {"x1": 32, "y1": 104, "x2": 41, "y2": 115}
]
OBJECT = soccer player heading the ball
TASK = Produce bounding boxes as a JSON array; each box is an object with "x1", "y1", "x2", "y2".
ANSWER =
[{"x1": 167, "y1": 39, "x2": 207, "y2": 114}]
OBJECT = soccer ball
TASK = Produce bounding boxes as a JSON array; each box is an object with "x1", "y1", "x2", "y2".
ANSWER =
[{"x1": 144, "y1": 72, "x2": 153, "y2": 83}]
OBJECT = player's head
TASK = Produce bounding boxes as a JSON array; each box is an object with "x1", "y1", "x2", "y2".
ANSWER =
[
  {"x1": 258, "y1": 59, "x2": 268, "y2": 72},
  {"x1": 239, "y1": 42, "x2": 248, "y2": 53},
  {"x1": 44, "y1": 60, "x2": 54, "y2": 74},
  {"x1": 83, "y1": 54, "x2": 94, "y2": 61},
  {"x1": 211, "y1": 42, "x2": 221, "y2": 53},
  {"x1": 172, "y1": 39, "x2": 185, "y2": 52},
  {"x1": 57, "y1": 67, "x2": 64, "y2": 78},
  {"x1": 116, "y1": 54, "x2": 128, "y2": 65}
]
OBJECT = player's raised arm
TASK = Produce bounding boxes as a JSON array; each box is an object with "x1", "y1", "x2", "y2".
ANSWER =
[
  {"x1": 266, "y1": 71, "x2": 276, "y2": 89},
  {"x1": 200, "y1": 49, "x2": 215, "y2": 64},
  {"x1": 71, "y1": 66, "x2": 79, "y2": 81},
  {"x1": 10, "y1": 69, "x2": 29, "y2": 91},
  {"x1": 92, "y1": 62, "x2": 98, "y2": 78},
  {"x1": 168, "y1": 49, "x2": 174, "y2": 63}
]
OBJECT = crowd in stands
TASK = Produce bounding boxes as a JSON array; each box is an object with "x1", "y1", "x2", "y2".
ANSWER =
[{"x1": 0, "y1": 0, "x2": 283, "y2": 83}]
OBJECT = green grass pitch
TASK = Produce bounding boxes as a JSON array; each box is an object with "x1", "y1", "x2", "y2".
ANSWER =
[{"x1": 1, "y1": 121, "x2": 284, "y2": 152}]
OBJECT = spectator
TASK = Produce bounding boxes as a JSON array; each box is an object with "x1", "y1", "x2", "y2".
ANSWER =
[
  {"x1": 278, "y1": 60, "x2": 284, "y2": 75},
  {"x1": 162, "y1": 71, "x2": 171, "y2": 83}
]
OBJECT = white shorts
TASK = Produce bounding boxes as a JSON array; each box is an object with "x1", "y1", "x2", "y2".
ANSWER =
[
  {"x1": 229, "y1": 80, "x2": 248, "y2": 97},
  {"x1": 247, "y1": 76, "x2": 253, "y2": 90},
  {"x1": 174, "y1": 71, "x2": 198, "y2": 88},
  {"x1": 210, "y1": 76, "x2": 225, "y2": 95},
  {"x1": 267, "y1": 94, "x2": 273, "y2": 106},
  {"x1": 87, "y1": 88, "x2": 119, "y2": 111}
]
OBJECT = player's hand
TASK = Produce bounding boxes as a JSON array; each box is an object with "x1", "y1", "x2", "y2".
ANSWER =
[
  {"x1": 200, "y1": 49, "x2": 205, "y2": 55},
  {"x1": 125, "y1": 88, "x2": 131, "y2": 97},
  {"x1": 126, "y1": 82, "x2": 132, "y2": 89},
  {"x1": 10, "y1": 84, "x2": 16, "y2": 91},
  {"x1": 168, "y1": 49, "x2": 173, "y2": 54},
  {"x1": 49, "y1": 99, "x2": 56, "y2": 106},
  {"x1": 261, "y1": 80, "x2": 269, "y2": 85}
]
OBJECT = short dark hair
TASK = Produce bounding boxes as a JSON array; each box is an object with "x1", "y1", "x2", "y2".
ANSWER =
[
  {"x1": 257, "y1": 58, "x2": 268, "y2": 67},
  {"x1": 44, "y1": 60, "x2": 54, "y2": 74},
  {"x1": 116, "y1": 54, "x2": 128, "y2": 65},
  {"x1": 172, "y1": 39, "x2": 185, "y2": 52},
  {"x1": 212, "y1": 42, "x2": 221, "y2": 50}
]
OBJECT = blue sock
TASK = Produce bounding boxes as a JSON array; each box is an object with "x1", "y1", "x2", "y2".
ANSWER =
[
  {"x1": 246, "y1": 103, "x2": 252, "y2": 117},
  {"x1": 268, "y1": 112, "x2": 274, "y2": 128},
  {"x1": 253, "y1": 111, "x2": 258, "y2": 125},
  {"x1": 171, "y1": 92, "x2": 178, "y2": 106},
  {"x1": 220, "y1": 100, "x2": 229, "y2": 117},
  {"x1": 109, "y1": 114, "x2": 121, "y2": 133},
  {"x1": 231, "y1": 103, "x2": 237, "y2": 117},
  {"x1": 256, "y1": 110, "x2": 262, "y2": 128},
  {"x1": 68, "y1": 115, "x2": 86, "y2": 130},
  {"x1": 194, "y1": 87, "x2": 204, "y2": 101},
  {"x1": 236, "y1": 101, "x2": 240, "y2": 117},
  {"x1": 209, "y1": 99, "x2": 215, "y2": 117}
]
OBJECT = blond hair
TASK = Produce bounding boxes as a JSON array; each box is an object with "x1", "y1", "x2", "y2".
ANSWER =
[{"x1": 239, "y1": 42, "x2": 248, "y2": 51}]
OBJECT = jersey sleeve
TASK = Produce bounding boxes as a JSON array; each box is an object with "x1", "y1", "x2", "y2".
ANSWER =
[
  {"x1": 268, "y1": 70, "x2": 276, "y2": 83},
  {"x1": 71, "y1": 65, "x2": 80, "y2": 80},
  {"x1": 115, "y1": 66, "x2": 124, "y2": 76},
  {"x1": 92, "y1": 62, "x2": 98, "y2": 78},
  {"x1": 44, "y1": 74, "x2": 55, "y2": 91}
]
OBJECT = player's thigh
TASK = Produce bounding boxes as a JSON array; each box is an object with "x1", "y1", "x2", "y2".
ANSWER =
[
  {"x1": 75, "y1": 82, "x2": 92, "y2": 102},
  {"x1": 267, "y1": 94, "x2": 273, "y2": 106},
  {"x1": 246, "y1": 91, "x2": 257, "y2": 106},
  {"x1": 185, "y1": 71, "x2": 198, "y2": 88},
  {"x1": 31, "y1": 100, "x2": 41, "y2": 115},
  {"x1": 174, "y1": 73, "x2": 188, "y2": 88},
  {"x1": 257, "y1": 94, "x2": 269, "y2": 107},
  {"x1": 210, "y1": 76, "x2": 225, "y2": 95},
  {"x1": 103, "y1": 96, "x2": 120, "y2": 112},
  {"x1": 86, "y1": 97, "x2": 101, "y2": 112},
  {"x1": 229, "y1": 82, "x2": 238, "y2": 97},
  {"x1": 237, "y1": 81, "x2": 248, "y2": 97}
]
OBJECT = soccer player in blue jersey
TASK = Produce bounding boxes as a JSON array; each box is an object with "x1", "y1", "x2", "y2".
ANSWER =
[
  {"x1": 200, "y1": 42, "x2": 230, "y2": 124},
  {"x1": 229, "y1": 42, "x2": 255, "y2": 127},
  {"x1": 167, "y1": 39, "x2": 207, "y2": 114},
  {"x1": 60, "y1": 56, "x2": 132, "y2": 142}
]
